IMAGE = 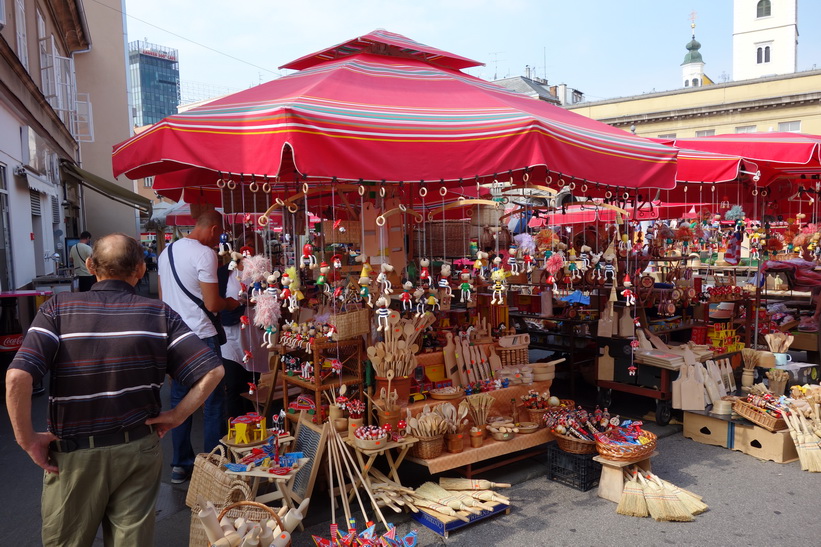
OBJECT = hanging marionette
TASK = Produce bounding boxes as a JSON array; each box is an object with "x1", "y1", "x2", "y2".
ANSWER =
[
  {"x1": 299, "y1": 241, "x2": 317, "y2": 270},
  {"x1": 507, "y1": 245, "x2": 519, "y2": 274},
  {"x1": 356, "y1": 252, "x2": 373, "y2": 278},
  {"x1": 414, "y1": 286, "x2": 427, "y2": 317},
  {"x1": 591, "y1": 252, "x2": 604, "y2": 279},
  {"x1": 375, "y1": 296, "x2": 391, "y2": 332},
  {"x1": 316, "y1": 262, "x2": 332, "y2": 298},
  {"x1": 255, "y1": 292, "x2": 282, "y2": 348},
  {"x1": 377, "y1": 262, "x2": 394, "y2": 295},
  {"x1": 567, "y1": 248, "x2": 581, "y2": 280},
  {"x1": 579, "y1": 245, "x2": 591, "y2": 271},
  {"x1": 265, "y1": 271, "x2": 280, "y2": 298},
  {"x1": 621, "y1": 275, "x2": 636, "y2": 306},
  {"x1": 425, "y1": 289, "x2": 440, "y2": 312},
  {"x1": 490, "y1": 268, "x2": 507, "y2": 305},
  {"x1": 358, "y1": 276, "x2": 373, "y2": 307},
  {"x1": 228, "y1": 251, "x2": 244, "y2": 272},
  {"x1": 473, "y1": 251, "x2": 488, "y2": 280},
  {"x1": 545, "y1": 253, "x2": 564, "y2": 290},
  {"x1": 331, "y1": 253, "x2": 344, "y2": 270},
  {"x1": 400, "y1": 281, "x2": 414, "y2": 312},
  {"x1": 218, "y1": 232, "x2": 233, "y2": 256},
  {"x1": 491, "y1": 255, "x2": 503, "y2": 272},
  {"x1": 459, "y1": 268, "x2": 473, "y2": 303},
  {"x1": 419, "y1": 258, "x2": 431, "y2": 286},
  {"x1": 437, "y1": 263, "x2": 452, "y2": 300}
]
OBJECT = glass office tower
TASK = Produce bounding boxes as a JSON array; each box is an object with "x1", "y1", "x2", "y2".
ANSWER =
[{"x1": 128, "y1": 40, "x2": 180, "y2": 127}]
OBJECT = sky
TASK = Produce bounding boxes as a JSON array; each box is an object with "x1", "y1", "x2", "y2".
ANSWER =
[{"x1": 119, "y1": 0, "x2": 821, "y2": 102}]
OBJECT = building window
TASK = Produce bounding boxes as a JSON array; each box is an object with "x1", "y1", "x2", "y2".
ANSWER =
[
  {"x1": 657, "y1": 133, "x2": 676, "y2": 139},
  {"x1": 764, "y1": 46, "x2": 770, "y2": 63},
  {"x1": 778, "y1": 121, "x2": 801, "y2": 133},
  {"x1": 15, "y1": 0, "x2": 29, "y2": 71},
  {"x1": 143, "y1": 176, "x2": 154, "y2": 188},
  {"x1": 736, "y1": 125, "x2": 757, "y2": 134},
  {"x1": 757, "y1": 0, "x2": 771, "y2": 18},
  {"x1": 684, "y1": 80, "x2": 690, "y2": 87},
  {"x1": 692, "y1": 78, "x2": 700, "y2": 87},
  {"x1": 757, "y1": 47, "x2": 762, "y2": 64},
  {"x1": 696, "y1": 130, "x2": 715, "y2": 137}
]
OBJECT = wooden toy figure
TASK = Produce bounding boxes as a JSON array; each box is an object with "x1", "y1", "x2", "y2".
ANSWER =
[
  {"x1": 579, "y1": 245, "x2": 591, "y2": 271},
  {"x1": 414, "y1": 286, "x2": 427, "y2": 317},
  {"x1": 438, "y1": 263, "x2": 452, "y2": 299},
  {"x1": 228, "y1": 251, "x2": 244, "y2": 271},
  {"x1": 473, "y1": 251, "x2": 488, "y2": 280},
  {"x1": 618, "y1": 233, "x2": 630, "y2": 257},
  {"x1": 316, "y1": 262, "x2": 331, "y2": 297},
  {"x1": 602, "y1": 251, "x2": 617, "y2": 280},
  {"x1": 490, "y1": 268, "x2": 507, "y2": 305},
  {"x1": 400, "y1": 281, "x2": 414, "y2": 312},
  {"x1": 459, "y1": 268, "x2": 473, "y2": 303},
  {"x1": 331, "y1": 253, "x2": 344, "y2": 270},
  {"x1": 546, "y1": 274, "x2": 558, "y2": 292},
  {"x1": 621, "y1": 275, "x2": 636, "y2": 306},
  {"x1": 419, "y1": 258, "x2": 431, "y2": 286},
  {"x1": 425, "y1": 289, "x2": 440, "y2": 312},
  {"x1": 591, "y1": 252, "x2": 604, "y2": 279},
  {"x1": 356, "y1": 253, "x2": 373, "y2": 278},
  {"x1": 300, "y1": 242, "x2": 317, "y2": 269},
  {"x1": 375, "y1": 296, "x2": 391, "y2": 331},
  {"x1": 262, "y1": 324, "x2": 276, "y2": 349},
  {"x1": 265, "y1": 272, "x2": 280, "y2": 297},
  {"x1": 568, "y1": 249, "x2": 581, "y2": 280},
  {"x1": 218, "y1": 232, "x2": 233, "y2": 256},
  {"x1": 358, "y1": 276, "x2": 373, "y2": 307},
  {"x1": 377, "y1": 262, "x2": 394, "y2": 295},
  {"x1": 280, "y1": 273, "x2": 298, "y2": 312},
  {"x1": 507, "y1": 245, "x2": 519, "y2": 274},
  {"x1": 300, "y1": 360, "x2": 314, "y2": 381}
]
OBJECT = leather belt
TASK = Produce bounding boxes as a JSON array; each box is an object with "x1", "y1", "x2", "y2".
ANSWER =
[{"x1": 49, "y1": 424, "x2": 155, "y2": 453}]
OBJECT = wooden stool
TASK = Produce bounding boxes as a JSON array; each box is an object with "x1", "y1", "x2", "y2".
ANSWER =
[{"x1": 592, "y1": 451, "x2": 658, "y2": 503}]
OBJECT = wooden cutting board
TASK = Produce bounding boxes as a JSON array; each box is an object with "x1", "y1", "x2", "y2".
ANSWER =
[
  {"x1": 443, "y1": 332, "x2": 458, "y2": 382},
  {"x1": 672, "y1": 364, "x2": 686, "y2": 410},
  {"x1": 680, "y1": 364, "x2": 706, "y2": 411},
  {"x1": 488, "y1": 345, "x2": 503, "y2": 377}
]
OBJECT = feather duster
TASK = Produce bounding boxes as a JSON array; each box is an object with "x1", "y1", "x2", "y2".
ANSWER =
[
  {"x1": 253, "y1": 293, "x2": 281, "y2": 328},
  {"x1": 514, "y1": 233, "x2": 536, "y2": 255},
  {"x1": 766, "y1": 235, "x2": 784, "y2": 252},
  {"x1": 285, "y1": 266, "x2": 300, "y2": 290},
  {"x1": 240, "y1": 255, "x2": 272, "y2": 285},
  {"x1": 675, "y1": 225, "x2": 693, "y2": 241},
  {"x1": 800, "y1": 223, "x2": 819, "y2": 235},
  {"x1": 793, "y1": 233, "x2": 809, "y2": 248},
  {"x1": 545, "y1": 253, "x2": 564, "y2": 275},
  {"x1": 725, "y1": 205, "x2": 745, "y2": 221}
]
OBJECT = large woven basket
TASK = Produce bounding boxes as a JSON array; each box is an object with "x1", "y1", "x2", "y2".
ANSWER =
[
  {"x1": 410, "y1": 434, "x2": 444, "y2": 460},
  {"x1": 553, "y1": 432, "x2": 597, "y2": 455},
  {"x1": 328, "y1": 307, "x2": 370, "y2": 340},
  {"x1": 185, "y1": 445, "x2": 236, "y2": 510},
  {"x1": 189, "y1": 482, "x2": 252, "y2": 547},
  {"x1": 206, "y1": 501, "x2": 290, "y2": 546},
  {"x1": 595, "y1": 430, "x2": 657, "y2": 462},
  {"x1": 732, "y1": 399, "x2": 787, "y2": 431}
]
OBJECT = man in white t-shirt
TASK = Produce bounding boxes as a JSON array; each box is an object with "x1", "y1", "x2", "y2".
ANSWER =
[{"x1": 157, "y1": 210, "x2": 239, "y2": 483}]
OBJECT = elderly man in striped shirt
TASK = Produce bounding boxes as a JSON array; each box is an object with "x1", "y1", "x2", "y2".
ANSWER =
[{"x1": 5, "y1": 233, "x2": 224, "y2": 547}]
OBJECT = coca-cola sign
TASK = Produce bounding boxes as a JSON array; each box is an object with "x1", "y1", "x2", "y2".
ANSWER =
[{"x1": 0, "y1": 334, "x2": 24, "y2": 352}]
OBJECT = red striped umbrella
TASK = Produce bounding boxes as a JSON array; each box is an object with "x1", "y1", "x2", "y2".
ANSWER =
[{"x1": 113, "y1": 30, "x2": 677, "y2": 192}]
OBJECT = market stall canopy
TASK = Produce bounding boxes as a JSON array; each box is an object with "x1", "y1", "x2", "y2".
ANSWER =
[
  {"x1": 648, "y1": 141, "x2": 760, "y2": 184},
  {"x1": 61, "y1": 161, "x2": 152, "y2": 216},
  {"x1": 659, "y1": 133, "x2": 821, "y2": 186},
  {"x1": 112, "y1": 30, "x2": 678, "y2": 192}
]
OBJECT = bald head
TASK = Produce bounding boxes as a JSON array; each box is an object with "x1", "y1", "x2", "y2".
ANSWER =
[
  {"x1": 88, "y1": 233, "x2": 145, "y2": 281},
  {"x1": 196, "y1": 209, "x2": 224, "y2": 230}
]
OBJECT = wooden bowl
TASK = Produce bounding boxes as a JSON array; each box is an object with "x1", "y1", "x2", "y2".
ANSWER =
[
  {"x1": 354, "y1": 436, "x2": 388, "y2": 450},
  {"x1": 516, "y1": 422, "x2": 539, "y2": 434},
  {"x1": 490, "y1": 429, "x2": 516, "y2": 442},
  {"x1": 334, "y1": 418, "x2": 349, "y2": 432}
]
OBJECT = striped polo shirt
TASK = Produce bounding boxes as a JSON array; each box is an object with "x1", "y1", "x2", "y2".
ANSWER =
[{"x1": 10, "y1": 280, "x2": 223, "y2": 439}]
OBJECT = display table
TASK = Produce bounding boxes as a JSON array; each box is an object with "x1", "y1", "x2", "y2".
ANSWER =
[
  {"x1": 342, "y1": 436, "x2": 419, "y2": 502},
  {"x1": 223, "y1": 456, "x2": 308, "y2": 512}
]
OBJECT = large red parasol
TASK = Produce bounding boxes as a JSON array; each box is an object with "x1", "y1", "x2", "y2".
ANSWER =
[{"x1": 112, "y1": 30, "x2": 678, "y2": 192}]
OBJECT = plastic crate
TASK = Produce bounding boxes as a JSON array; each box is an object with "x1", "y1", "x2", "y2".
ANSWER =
[{"x1": 546, "y1": 442, "x2": 602, "y2": 492}]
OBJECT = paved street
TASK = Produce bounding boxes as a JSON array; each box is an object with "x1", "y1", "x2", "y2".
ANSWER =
[{"x1": 3, "y1": 375, "x2": 820, "y2": 546}]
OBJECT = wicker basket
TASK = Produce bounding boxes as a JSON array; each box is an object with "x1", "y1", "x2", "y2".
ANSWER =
[
  {"x1": 595, "y1": 430, "x2": 658, "y2": 462},
  {"x1": 553, "y1": 432, "x2": 597, "y2": 455},
  {"x1": 328, "y1": 307, "x2": 370, "y2": 340},
  {"x1": 189, "y1": 482, "x2": 253, "y2": 547},
  {"x1": 217, "y1": 501, "x2": 289, "y2": 546},
  {"x1": 413, "y1": 220, "x2": 472, "y2": 258},
  {"x1": 497, "y1": 345, "x2": 529, "y2": 367},
  {"x1": 410, "y1": 434, "x2": 444, "y2": 459},
  {"x1": 321, "y1": 220, "x2": 361, "y2": 244},
  {"x1": 732, "y1": 399, "x2": 788, "y2": 431},
  {"x1": 185, "y1": 445, "x2": 235, "y2": 509},
  {"x1": 525, "y1": 407, "x2": 550, "y2": 427}
]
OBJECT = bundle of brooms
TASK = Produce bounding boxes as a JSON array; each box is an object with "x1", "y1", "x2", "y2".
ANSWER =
[
  {"x1": 617, "y1": 468, "x2": 707, "y2": 521},
  {"x1": 783, "y1": 405, "x2": 821, "y2": 472}
]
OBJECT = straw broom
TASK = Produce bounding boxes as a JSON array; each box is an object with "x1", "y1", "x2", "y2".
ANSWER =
[
  {"x1": 438, "y1": 478, "x2": 511, "y2": 490},
  {"x1": 616, "y1": 469, "x2": 648, "y2": 518},
  {"x1": 646, "y1": 474, "x2": 694, "y2": 522},
  {"x1": 648, "y1": 473, "x2": 708, "y2": 515},
  {"x1": 636, "y1": 473, "x2": 668, "y2": 521},
  {"x1": 784, "y1": 410, "x2": 808, "y2": 471},
  {"x1": 410, "y1": 498, "x2": 470, "y2": 522},
  {"x1": 414, "y1": 482, "x2": 481, "y2": 514},
  {"x1": 796, "y1": 411, "x2": 821, "y2": 472}
]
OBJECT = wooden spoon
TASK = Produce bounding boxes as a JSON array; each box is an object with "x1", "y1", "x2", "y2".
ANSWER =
[{"x1": 386, "y1": 370, "x2": 395, "y2": 407}]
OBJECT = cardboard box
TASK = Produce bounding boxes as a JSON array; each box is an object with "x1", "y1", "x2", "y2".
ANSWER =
[
  {"x1": 732, "y1": 423, "x2": 798, "y2": 463},
  {"x1": 774, "y1": 362, "x2": 820, "y2": 387},
  {"x1": 683, "y1": 411, "x2": 734, "y2": 448}
]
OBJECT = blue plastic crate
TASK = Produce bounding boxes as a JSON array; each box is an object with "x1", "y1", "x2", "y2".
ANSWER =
[{"x1": 546, "y1": 441, "x2": 602, "y2": 492}]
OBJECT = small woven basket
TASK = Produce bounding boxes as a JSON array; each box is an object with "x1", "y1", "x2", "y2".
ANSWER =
[
  {"x1": 410, "y1": 434, "x2": 444, "y2": 460},
  {"x1": 328, "y1": 308, "x2": 370, "y2": 340},
  {"x1": 525, "y1": 407, "x2": 550, "y2": 427},
  {"x1": 553, "y1": 432, "x2": 597, "y2": 455},
  {"x1": 732, "y1": 399, "x2": 787, "y2": 431},
  {"x1": 215, "y1": 501, "x2": 289, "y2": 546},
  {"x1": 595, "y1": 430, "x2": 657, "y2": 462}
]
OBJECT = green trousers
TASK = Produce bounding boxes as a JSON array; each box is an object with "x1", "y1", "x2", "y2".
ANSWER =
[{"x1": 41, "y1": 433, "x2": 162, "y2": 546}]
